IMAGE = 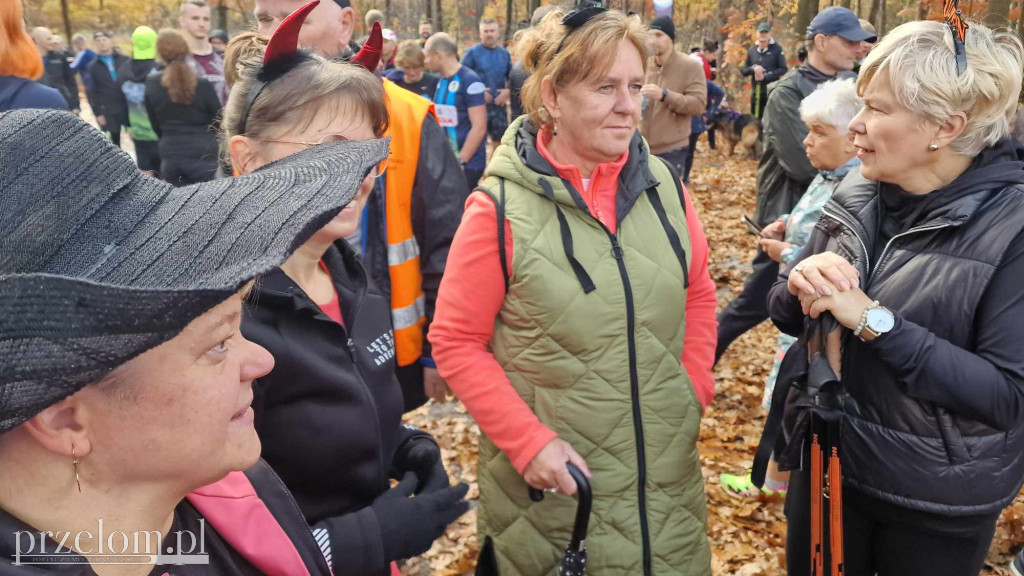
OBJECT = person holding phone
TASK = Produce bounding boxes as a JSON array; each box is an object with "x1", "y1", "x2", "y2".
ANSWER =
[{"x1": 720, "y1": 78, "x2": 860, "y2": 499}]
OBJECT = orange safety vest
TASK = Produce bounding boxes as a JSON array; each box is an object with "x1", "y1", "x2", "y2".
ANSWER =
[{"x1": 382, "y1": 80, "x2": 436, "y2": 367}]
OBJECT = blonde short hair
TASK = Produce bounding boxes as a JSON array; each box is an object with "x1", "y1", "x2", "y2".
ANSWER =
[
  {"x1": 858, "y1": 19, "x2": 1023, "y2": 156},
  {"x1": 800, "y1": 78, "x2": 862, "y2": 134},
  {"x1": 518, "y1": 9, "x2": 650, "y2": 128},
  {"x1": 394, "y1": 39, "x2": 425, "y2": 69}
]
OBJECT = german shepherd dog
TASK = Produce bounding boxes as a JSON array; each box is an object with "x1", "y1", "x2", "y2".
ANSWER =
[{"x1": 707, "y1": 108, "x2": 763, "y2": 158}]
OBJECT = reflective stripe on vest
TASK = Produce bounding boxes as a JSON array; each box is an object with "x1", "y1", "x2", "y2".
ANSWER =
[
  {"x1": 382, "y1": 80, "x2": 434, "y2": 366},
  {"x1": 387, "y1": 236, "x2": 420, "y2": 266}
]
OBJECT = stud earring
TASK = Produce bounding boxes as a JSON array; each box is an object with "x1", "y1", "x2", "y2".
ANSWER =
[{"x1": 929, "y1": 143, "x2": 939, "y2": 151}]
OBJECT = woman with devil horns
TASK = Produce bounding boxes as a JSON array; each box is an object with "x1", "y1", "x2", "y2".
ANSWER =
[{"x1": 222, "y1": 5, "x2": 469, "y2": 575}]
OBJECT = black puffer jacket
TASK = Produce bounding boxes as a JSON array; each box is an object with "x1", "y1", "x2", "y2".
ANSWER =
[
  {"x1": 242, "y1": 241, "x2": 435, "y2": 574},
  {"x1": 769, "y1": 140, "x2": 1024, "y2": 515}
]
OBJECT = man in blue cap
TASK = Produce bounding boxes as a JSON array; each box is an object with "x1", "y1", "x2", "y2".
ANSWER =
[
  {"x1": 716, "y1": 6, "x2": 871, "y2": 363},
  {"x1": 742, "y1": 22, "x2": 787, "y2": 119}
]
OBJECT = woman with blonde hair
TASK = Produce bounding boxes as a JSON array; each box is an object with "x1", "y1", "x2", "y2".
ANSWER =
[
  {"x1": 0, "y1": 0, "x2": 68, "y2": 110},
  {"x1": 144, "y1": 29, "x2": 221, "y2": 186},
  {"x1": 768, "y1": 18, "x2": 1024, "y2": 576},
  {"x1": 430, "y1": 3, "x2": 717, "y2": 574}
]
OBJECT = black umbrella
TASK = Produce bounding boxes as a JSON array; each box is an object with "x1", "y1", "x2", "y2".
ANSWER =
[{"x1": 475, "y1": 463, "x2": 593, "y2": 576}]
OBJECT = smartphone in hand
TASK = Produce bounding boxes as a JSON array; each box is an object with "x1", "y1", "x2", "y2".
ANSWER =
[{"x1": 742, "y1": 215, "x2": 763, "y2": 236}]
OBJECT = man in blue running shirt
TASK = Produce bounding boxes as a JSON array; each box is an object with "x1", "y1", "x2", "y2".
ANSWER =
[
  {"x1": 461, "y1": 18, "x2": 511, "y2": 148},
  {"x1": 425, "y1": 33, "x2": 488, "y2": 190}
]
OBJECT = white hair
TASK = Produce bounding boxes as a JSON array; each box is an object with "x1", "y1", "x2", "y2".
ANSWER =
[
  {"x1": 858, "y1": 19, "x2": 1023, "y2": 156},
  {"x1": 799, "y1": 78, "x2": 862, "y2": 133}
]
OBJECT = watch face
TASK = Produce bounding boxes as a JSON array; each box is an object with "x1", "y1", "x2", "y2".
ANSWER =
[{"x1": 866, "y1": 308, "x2": 895, "y2": 333}]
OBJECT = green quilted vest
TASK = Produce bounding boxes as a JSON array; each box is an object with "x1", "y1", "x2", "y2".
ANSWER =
[{"x1": 476, "y1": 118, "x2": 711, "y2": 576}]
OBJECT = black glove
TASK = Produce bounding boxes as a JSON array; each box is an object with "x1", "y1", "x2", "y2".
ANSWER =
[
  {"x1": 371, "y1": 472, "x2": 470, "y2": 562},
  {"x1": 394, "y1": 437, "x2": 450, "y2": 494}
]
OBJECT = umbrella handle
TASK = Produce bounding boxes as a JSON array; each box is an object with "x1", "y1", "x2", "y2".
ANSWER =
[
  {"x1": 526, "y1": 464, "x2": 593, "y2": 552},
  {"x1": 566, "y1": 463, "x2": 592, "y2": 553}
]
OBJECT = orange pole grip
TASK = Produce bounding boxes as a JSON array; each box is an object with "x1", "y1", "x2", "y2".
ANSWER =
[
  {"x1": 829, "y1": 447, "x2": 844, "y2": 575},
  {"x1": 810, "y1": 434, "x2": 824, "y2": 576}
]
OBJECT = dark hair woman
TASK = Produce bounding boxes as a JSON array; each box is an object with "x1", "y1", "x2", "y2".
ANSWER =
[
  {"x1": 768, "y1": 19, "x2": 1024, "y2": 576},
  {"x1": 430, "y1": 5, "x2": 718, "y2": 575},
  {"x1": 223, "y1": 5, "x2": 469, "y2": 574},
  {"x1": 144, "y1": 28, "x2": 221, "y2": 186},
  {"x1": 0, "y1": 107, "x2": 387, "y2": 575}
]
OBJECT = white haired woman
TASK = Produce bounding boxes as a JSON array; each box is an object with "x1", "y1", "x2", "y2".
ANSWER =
[
  {"x1": 721, "y1": 78, "x2": 861, "y2": 499},
  {"x1": 768, "y1": 20, "x2": 1024, "y2": 576}
]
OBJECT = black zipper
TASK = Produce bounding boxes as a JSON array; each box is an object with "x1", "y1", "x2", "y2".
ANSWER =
[
  {"x1": 609, "y1": 232, "x2": 652, "y2": 576},
  {"x1": 339, "y1": 262, "x2": 391, "y2": 489},
  {"x1": 540, "y1": 177, "x2": 651, "y2": 574}
]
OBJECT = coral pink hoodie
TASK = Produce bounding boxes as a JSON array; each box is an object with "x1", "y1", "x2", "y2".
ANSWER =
[{"x1": 430, "y1": 129, "x2": 718, "y2": 474}]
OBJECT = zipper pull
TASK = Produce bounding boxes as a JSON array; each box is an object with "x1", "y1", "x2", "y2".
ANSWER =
[
  {"x1": 347, "y1": 338, "x2": 357, "y2": 359},
  {"x1": 610, "y1": 237, "x2": 624, "y2": 260}
]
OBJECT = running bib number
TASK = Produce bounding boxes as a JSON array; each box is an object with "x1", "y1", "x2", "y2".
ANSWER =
[{"x1": 436, "y1": 104, "x2": 459, "y2": 128}]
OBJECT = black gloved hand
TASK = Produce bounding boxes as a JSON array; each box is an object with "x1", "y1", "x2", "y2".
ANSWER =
[
  {"x1": 371, "y1": 472, "x2": 471, "y2": 562},
  {"x1": 394, "y1": 438, "x2": 450, "y2": 494}
]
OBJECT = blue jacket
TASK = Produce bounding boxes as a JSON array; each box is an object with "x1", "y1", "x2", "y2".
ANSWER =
[{"x1": 0, "y1": 76, "x2": 68, "y2": 111}]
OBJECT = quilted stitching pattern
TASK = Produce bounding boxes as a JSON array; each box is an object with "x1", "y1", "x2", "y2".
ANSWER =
[{"x1": 476, "y1": 151, "x2": 711, "y2": 575}]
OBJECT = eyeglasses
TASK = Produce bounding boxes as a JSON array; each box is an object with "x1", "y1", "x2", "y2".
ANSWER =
[{"x1": 259, "y1": 132, "x2": 389, "y2": 177}]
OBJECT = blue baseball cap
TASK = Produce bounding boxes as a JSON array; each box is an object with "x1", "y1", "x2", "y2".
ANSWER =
[{"x1": 807, "y1": 7, "x2": 875, "y2": 42}]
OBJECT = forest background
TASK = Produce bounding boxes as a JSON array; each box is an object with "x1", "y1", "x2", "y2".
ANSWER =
[{"x1": 25, "y1": 0, "x2": 1024, "y2": 116}]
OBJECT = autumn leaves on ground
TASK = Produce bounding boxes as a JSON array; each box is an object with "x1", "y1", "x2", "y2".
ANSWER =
[{"x1": 402, "y1": 143, "x2": 1024, "y2": 576}]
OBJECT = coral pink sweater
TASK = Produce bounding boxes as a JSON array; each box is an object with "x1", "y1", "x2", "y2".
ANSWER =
[{"x1": 429, "y1": 131, "x2": 718, "y2": 475}]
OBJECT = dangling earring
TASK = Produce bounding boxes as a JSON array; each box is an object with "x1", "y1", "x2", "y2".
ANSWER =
[
  {"x1": 71, "y1": 445, "x2": 82, "y2": 493},
  {"x1": 928, "y1": 143, "x2": 939, "y2": 151},
  {"x1": 552, "y1": 122, "x2": 558, "y2": 137}
]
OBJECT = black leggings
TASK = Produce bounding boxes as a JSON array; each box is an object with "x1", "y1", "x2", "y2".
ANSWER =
[{"x1": 785, "y1": 467, "x2": 1000, "y2": 576}]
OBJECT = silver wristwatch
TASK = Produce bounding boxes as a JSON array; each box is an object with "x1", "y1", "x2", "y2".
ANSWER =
[{"x1": 854, "y1": 301, "x2": 895, "y2": 342}]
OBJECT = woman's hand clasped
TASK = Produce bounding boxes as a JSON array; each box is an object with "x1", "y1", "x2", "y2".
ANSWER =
[
  {"x1": 523, "y1": 438, "x2": 592, "y2": 496},
  {"x1": 788, "y1": 251, "x2": 873, "y2": 330}
]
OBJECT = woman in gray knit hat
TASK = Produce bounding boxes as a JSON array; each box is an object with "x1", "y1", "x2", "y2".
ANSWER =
[{"x1": 0, "y1": 107, "x2": 387, "y2": 575}]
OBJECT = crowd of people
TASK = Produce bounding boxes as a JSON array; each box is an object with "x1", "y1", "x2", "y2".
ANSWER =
[{"x1": 1, "y1": 0, "x2": 1023, "y2": 574}]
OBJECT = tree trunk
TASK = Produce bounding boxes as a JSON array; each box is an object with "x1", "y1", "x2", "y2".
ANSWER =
[
  {"x1": 436, "y1": 0, "x2": 444, "y2": 32},
  {"x1": 505, "y1": 0, "x2": 514, "y2": 42},
  {"x1": 878, "y1": 0, "x2": 886, "y2": 35},
  {"x1": 385, "y1": 0, "x2": 392, "y2": 24},
  {"x1": 918, "y1": 0, "x2": 928, "y2": 20},
  {"x1": 987, "y1": 0, "x2": 1012, "y2": 27},
  {"x1": 796, "y1": 0, "x2": 818, "y2": 37},
  {"x1": 216, "y1": 2, "x2": 229, "y2": 32},
  {"x1": 60, "y1": 0, "x2": 72, "y2": 48},
  {"x1": 838, "y1": 0, "x2": 851, "y2": 8}
]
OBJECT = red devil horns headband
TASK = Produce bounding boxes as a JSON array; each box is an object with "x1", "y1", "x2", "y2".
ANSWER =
[
  {"x1": 352, "y1": 21, "x2": 383, "y2": 71},
  {"x1": 237, "y1": 0, "x2": 319, "y2": 135},
  {"x1": 263, "y1": 0, "x2": 320, "y2": 69}
]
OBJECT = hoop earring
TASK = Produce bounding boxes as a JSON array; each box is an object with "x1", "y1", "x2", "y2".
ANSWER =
[
  {"x1": 71, "y1": 445, "x2": 82, "y2": 493},
  {"x1": 929, "y1": 143, "x2": 939, "y2": 151}
]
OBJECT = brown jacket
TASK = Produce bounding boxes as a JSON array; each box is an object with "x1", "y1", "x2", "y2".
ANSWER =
[{"x1": 640, "y1": 50, "x2": 707, "y2": 155}]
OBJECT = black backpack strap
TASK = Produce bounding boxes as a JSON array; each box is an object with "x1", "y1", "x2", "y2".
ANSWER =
[
  {"x1": 476, "y1": 179, "x2": 510, "y2": 292},
  {"x1": 646, "y1": 188, "x2": 690, "y2": 288},
  {"x1": 656, "y1": 155, "x2": 687, "y2": 217}
]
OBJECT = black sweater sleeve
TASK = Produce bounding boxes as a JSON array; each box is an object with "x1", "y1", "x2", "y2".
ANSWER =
[
  {"x1": 867, "y1": 230, "x2": 1024, "y2": 431},
  {"x1": 310, "y1": 508, "x2": 388, "y2": 576},
  {"x1": 411, "y1": 115, "x2": 470, "y2": 361}
]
